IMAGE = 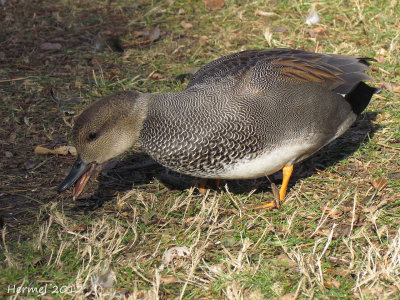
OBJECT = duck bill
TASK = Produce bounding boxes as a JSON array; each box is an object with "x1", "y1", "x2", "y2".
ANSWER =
[{"x1": 57, "y1": 156, "x2": 94, "y2": 200}]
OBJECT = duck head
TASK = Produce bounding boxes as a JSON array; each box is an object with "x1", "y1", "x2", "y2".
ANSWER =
[{"x1": 57, "y1": 90, "x2": 149, "y2": 199}]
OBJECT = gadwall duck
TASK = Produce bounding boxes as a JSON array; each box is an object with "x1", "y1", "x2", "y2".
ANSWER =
[{"x1": 58, "y1": 49, "x2": 378, "y2": 207}]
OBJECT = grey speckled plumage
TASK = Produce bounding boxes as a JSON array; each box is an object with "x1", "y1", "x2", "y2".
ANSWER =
[
  {"x1": 140, "y1": 49, "x2": 377, "y2": 179},
  {"x1": 58, "y1": 49, "x2": 379, "y2": 200}
]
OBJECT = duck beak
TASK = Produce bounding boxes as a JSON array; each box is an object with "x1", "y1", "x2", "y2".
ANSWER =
[{"x1": 57, "y1": 156, "x2": 94, "y2": 200}]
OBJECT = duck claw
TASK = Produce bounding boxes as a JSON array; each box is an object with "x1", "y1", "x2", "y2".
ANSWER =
[{"x1": 248, "y1": 183, "x2": 281, "y2": 211}]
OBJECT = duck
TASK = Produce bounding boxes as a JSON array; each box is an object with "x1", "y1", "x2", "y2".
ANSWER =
[{"x1": 57, "y1": 48, "x2": 378, "y2": 207}]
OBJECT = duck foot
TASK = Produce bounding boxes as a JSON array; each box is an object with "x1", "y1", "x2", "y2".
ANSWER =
[
  {"x1": 248, "y1": 165, "x2": 293, "y2": 211},
  {"x1": 197, "y1": 179, "x2": 221, "y2": 195},
  {"x1": 248, "y1": 183, "x2": 281, "y2": 211}
]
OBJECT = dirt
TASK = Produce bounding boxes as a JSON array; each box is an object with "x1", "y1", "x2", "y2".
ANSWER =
[{"x1": 0, "y1": 0, "x2": 144, "y2": 236}]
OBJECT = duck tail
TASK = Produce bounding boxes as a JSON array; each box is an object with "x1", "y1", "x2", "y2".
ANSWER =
[{"x1": 345, "y1": 81, "x2": 380, "y2": 115}]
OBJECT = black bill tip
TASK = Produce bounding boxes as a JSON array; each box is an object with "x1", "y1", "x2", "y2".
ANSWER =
[{"x1": 58, "y1": 156, "x2": 91, "y2": 193}]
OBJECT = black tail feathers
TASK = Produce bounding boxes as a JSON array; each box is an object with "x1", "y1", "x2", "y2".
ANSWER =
[{"x1": 345, "y1": 81, "x2": 380, "y2": 115}]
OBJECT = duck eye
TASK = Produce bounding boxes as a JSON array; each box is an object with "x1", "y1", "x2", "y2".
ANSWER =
[{"x1": 88, "y1": 132, "x2": 98, "y2": 141}]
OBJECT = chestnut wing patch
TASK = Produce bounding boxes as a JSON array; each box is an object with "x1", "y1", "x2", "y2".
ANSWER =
[{"x1": 271, "y1": 56, "x2": 344, "y2": 84}]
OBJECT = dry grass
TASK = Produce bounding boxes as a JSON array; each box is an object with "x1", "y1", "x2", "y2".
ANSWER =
[{"x1": 1, "y1": 0, "x2": 399, "y2": 298}]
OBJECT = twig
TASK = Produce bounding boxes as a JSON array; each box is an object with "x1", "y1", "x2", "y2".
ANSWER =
[
  {"x1": 348, "y1": 193, "x2": 358, "y2": 237},
  {"x1": 0, "y1": 77, "x2": 33, "y2": 83},
  {"x1": 310, "y1": 191, "x2": 349, "y2": 237},
  {"x1": 377, "y1": 142, "x2": 400, "y2": 152},
  {"x1": 131, "y1": 266, "x2": 152, "y2": 284}
]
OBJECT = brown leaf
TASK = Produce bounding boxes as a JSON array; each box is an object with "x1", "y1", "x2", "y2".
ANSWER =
[
  {"x1": 278, "y1": 293, "x2": 297, "y2": 300},
  {"x1": 199, "y1": 35, "x2": 208, "y2": 45},
  {"x1": 160, "y1": 275, "x2": 179, "y2": 284},
  {"x1": 382, "y1": 82, "x2": 400, "y2": 93},
  {"x1": 161, "y1": 246, "x2": 191, "y2": 269},
  {"x1": 306, "y1": 27, "x2": 330, "y2": 37},
  {"x1": 148, "y1": 26, "x2": 161, "y2": 41},
  {"x1": 32, "y1": 255, "x2": 51, "y2": 266},
  {"x1": 321, "y1": 206, "x2": 343, "y2": 219},
  {"x1": 8, "y1": 132, "x2": 17, "y2": 143},
  {"x1": 180, "y1": 21, "x2": 193, "y2": 29},
  {"x1": 375, "y1": 48, "x2": 387, "y2": 64},
  {"x1": 324, "y1": 276, "x2": 341, "y2": 288},
  {"x1": 24, "y1": 160, "x2": 40, "y2": 170},
  {"x1": 4, "y1": 151, "x2": 13, "y2": 158},
  {"x1": 40, "y1": 42, "x2": 62, "y2": 50},
  {"x1": 273, "y1": 254, "x2": 297, "y2": 269},
  {"x1": 371, "y1": 177, "x2": 388, "y2": 191},
  {"x1": 388, "y1": 172, "x2": 400, "y2": 180},
  {"x1": 272, "y1": 26, "x2": 287, "y2": 33},
  {"x1": 132, "y1": 26, "x2": 161, "y2": 42},
  {"x1": 359, "y1": 285, "x2": 398, "y2": 298},
  {"x1": 41, "y1": 296, "x2": 56, "y2": 300},
  {"x1": 255, "y1": 10, "x2": 278, "y2": 17},
  {"x1": 203, "y1": 0, "x2": 225, "y2": 11},
  {"x1": 72, "y1": 225, "x2": 87, "y2": 232},
  {"x1": 34, "y1": 145, "x2": 77, "y2": 156},
  {"x1": 149, "y1": 72, "x2": 164, "y2": 80}
]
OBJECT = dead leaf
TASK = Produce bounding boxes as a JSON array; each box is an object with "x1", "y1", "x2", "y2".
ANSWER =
[
  {"x1": 160, "y1": 246, "x2": 191, "y2": 270},
  {"x1": 41, "y1": 296, "x2": 56, "y2": 300},
  {"x1": 388, "y1": 172, "x2": 400, "y2": 180},
  {"x1": 72, "y1": 225, "x2": 87, "y2": 232},
  {"x1": 306, "y1": 27, "x2": 329, "y2": 37},
  {"x1": 321, "y1": 206, "x2": 343, "y2": 219},
  {"x1": 255, "y1": 10, "x2": 277, "y2": 17},
  {"x1": 24, "y1": 160, "x2": 40, "y2": 170},
  {"x1": 376, "y1": 48, "x2": 387, "y2": 64},
  {"x1": 40, "y1": 42, "x2": 62, "y2": 50},
  {"x1": 34, "y1": 145, "x2": 77, "y2": 156},
  {"x1": 371, "y1": 177, "x2": 388, "y2": 191},
  {"x1": 324, "y1": 276, "x2": 341, "y2": 288},
  {"x1": 199, "y1": 35, "x2": 208, "y2": 45},
  {"x1": 203, "y1": 0, "x2": 225, "y2": 11},
  {"x1": 7, "y1": 132, "x2": 17, "y2": 143},
  {"x1": 148, "y1": 26, "x2": 161, "y2": 41},
  {"x1": 149, "y1": 72, "x2": 164, "y2": 80},
  {"x1": 160, "y1": 275, "x2": 179, "y2": 284},
  {"x1": 278, "y1": 293, "x2": 297, "y2": 300},
  {"x1": 4, "y1": 151, "x2": 13, "y2": 158},
  {"x1": 32, "y1": 255, "x2": 51, "y2": 266},
  {"x1": 180, "y1": 21, "x2": 193, "y2": 29},
  {"x1": 329, "y1": 257, "x2": 350, "y2": 267},
  {"x1": 359, "y1": 285, "x2": 398, "y2": 298},
  {"x1": 132, "y1": 26, "x2": 161, "y2": 42},
  {"x1": 206, "y1": 263, "x2": 225, "y2": 275},
  {"x1": 376, "y1": 112, "x2": 391, "y2": 122},
  {"x1": 362, "y1": 206, "x2": 377, "y2": 213},
  {"x1": 272, "y1": 26, "x2": 287, "y2": 33},
  {"x1": 94, "y1": 269, "x2": 115, "y2": 289},
  {"x1": 273, "y1": 254, "x2": 297, "y2": 269},
  {"x1": 382, "y1": 82, "x2": 400, "y2": 93}
]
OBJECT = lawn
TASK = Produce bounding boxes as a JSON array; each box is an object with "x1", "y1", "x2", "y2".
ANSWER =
[{"x1": 1, "y1": 0, "x2": 399, "y2": 298}]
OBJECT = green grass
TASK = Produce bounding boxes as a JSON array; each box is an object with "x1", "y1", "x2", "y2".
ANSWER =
[{"x1": 1, "y1": 0, "x2": 400, "y2": 298}]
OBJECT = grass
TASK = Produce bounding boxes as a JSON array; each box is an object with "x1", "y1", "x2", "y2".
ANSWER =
[{"x1": 1, "y1": 0, "x2": 399, "y2": 298}]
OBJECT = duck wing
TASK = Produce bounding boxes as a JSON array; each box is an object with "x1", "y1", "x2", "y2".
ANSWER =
[{"x1": 187, "y1": 49, "x2": 374, "y2": 96}]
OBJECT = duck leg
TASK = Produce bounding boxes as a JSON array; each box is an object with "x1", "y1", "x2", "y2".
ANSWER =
[
  {"x1": 198, "y1": 178, "x2": 208, "y2": 195},
  {"x1": 249, "y1": 164, "x2": 294, "y2": 210},
  {"x1": 197, "y1": 179, "x2": 221, "y2": 195},
  {"x1": 279, "y1": 165, "x2": 293, "y2": 201}
]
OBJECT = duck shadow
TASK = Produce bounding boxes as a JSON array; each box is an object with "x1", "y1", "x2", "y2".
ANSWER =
[{"x1": 73, "y1": 112, "x2": 379, "y2": 211}]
